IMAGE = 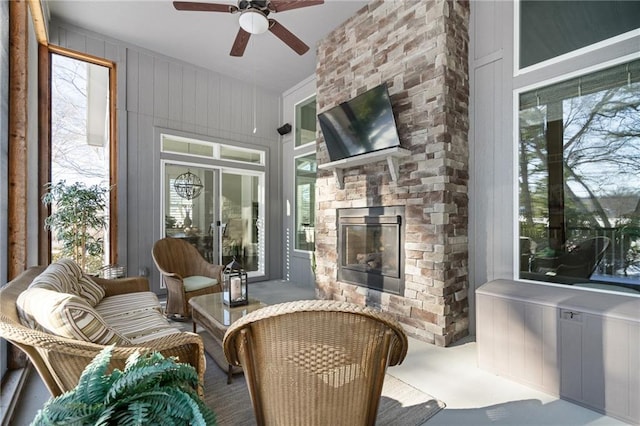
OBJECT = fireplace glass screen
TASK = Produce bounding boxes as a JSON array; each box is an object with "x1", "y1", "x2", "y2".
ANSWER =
[
  {"x1": 341, "y1": 224, "x2": 400, "y2": 278},
  {"x1": 337, "y1": 206, "x2": 404, "y2": 295}
]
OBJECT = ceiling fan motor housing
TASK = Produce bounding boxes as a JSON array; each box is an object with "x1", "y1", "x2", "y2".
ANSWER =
[{"x1": 238, "y1": 0, "x2": 271, "y2": 14}]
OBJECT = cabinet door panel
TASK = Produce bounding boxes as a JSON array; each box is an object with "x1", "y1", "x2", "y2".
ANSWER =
[{"x1": 559, "y1": 310, "x2": 583, "y2": 401}]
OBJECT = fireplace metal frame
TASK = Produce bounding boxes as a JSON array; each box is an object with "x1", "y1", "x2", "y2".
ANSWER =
[{"x1": 337, "y1": 206, "x2": 405, "y2": 295}]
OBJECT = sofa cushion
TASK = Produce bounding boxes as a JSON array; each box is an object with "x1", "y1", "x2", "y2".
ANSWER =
[
  {"x1": 96, "y1": 292, "x2": 163, "y2": 319},
  {"x1": 105, "y1": 309, "x2": 182, "y2": 344},
  {"x1": 17, "y1": 288, "x2": 130, "y2": 345},
  {"x1": 184, "y1": 275, "x2": 218, "y2": 292}
]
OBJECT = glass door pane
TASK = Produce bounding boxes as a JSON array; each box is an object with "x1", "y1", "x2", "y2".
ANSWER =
[
  {"x1": 164, "y1": 164, "x2": 218, "y2": 264},
  {"x1": 221, "y1": 171, "x2": 263, "y2": 274}
]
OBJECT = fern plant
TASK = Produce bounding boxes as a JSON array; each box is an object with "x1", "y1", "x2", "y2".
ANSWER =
[{"x1": 32, "y1": 346, "x2": 216, "y2": 425}]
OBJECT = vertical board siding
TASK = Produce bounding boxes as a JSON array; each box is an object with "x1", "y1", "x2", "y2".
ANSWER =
[
  {"x1": 126, "y1": 50, "x2": 139, "y2": 113},
  {"x1": 153, "y1": 58, "x2": 169, "y2": 119},
  {"x1": 195, "y1": 70, "x2": 208, "y2": 128},
  {"x1": 168, "y1": 62, "x2": 183, "y2": 123},
  {"x1": 49, "y1": 19, "x2": 281, "y2": 290}
]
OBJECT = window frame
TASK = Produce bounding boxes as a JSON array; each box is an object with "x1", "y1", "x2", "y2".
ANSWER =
[
  {"x1": 39, "y1": 45, "x2": 118, "y2": 266},
  {"x1": 293, "y1": 151, "x2": 317, "y2": 253},
  {"x1": 512, "y1": 52, "x2": 640, "y2": 291},
  {"x1": 293, "y1": 94, "x2": 317, "y2": 149}
]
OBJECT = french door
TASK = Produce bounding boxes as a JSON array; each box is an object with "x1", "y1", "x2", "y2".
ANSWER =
[{"x1": 163, "y1": 162, "x2": 264, "y2": 275}]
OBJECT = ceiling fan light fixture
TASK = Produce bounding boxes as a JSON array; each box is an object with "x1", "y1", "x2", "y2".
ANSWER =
[{"x1": 239, "y1": 9, "x2": 269, "y2": 34}]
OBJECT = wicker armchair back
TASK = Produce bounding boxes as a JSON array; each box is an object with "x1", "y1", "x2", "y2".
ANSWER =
[{"x1": 223, "y1": 300, "x2": 408, "y2": 426}]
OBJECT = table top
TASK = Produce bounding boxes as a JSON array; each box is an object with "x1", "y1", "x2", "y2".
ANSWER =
[{"x1": 189, "y1": 292, "x2": 266, "y2": 328}]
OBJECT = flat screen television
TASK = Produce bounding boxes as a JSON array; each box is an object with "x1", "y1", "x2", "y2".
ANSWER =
[{"x1": 317, "y1": 83, "x2": 401, "y2": 162}]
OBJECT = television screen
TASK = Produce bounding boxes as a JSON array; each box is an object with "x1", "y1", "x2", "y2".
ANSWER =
[{"x1": 318, "y1": 83, "x2": 401, "y2": 162}]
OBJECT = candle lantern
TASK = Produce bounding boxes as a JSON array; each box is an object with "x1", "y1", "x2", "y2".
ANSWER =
[{"x1": 222, "y1": 257, "x2": 248, "y2": 307}]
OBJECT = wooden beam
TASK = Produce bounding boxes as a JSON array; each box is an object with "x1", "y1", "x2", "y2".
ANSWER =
[
  {"x1": 8, "y1": 0, "x2": 28, "y2": 280},
  {"x1": 27, "y1": 0, "x2": 47, "y2": 45}
]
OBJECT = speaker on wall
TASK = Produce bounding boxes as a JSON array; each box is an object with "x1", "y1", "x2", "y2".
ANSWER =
[{"x1": 277, "y1": 123, "x2": 292, "y2": 135}]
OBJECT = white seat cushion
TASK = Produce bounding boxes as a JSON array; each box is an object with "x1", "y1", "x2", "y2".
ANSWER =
[
  {"x1": 96, "y1": 292, "x2": 162, "y2": 319},
  {"x1": 183, "y1": 276, "x2": 217, "y2": 292}
]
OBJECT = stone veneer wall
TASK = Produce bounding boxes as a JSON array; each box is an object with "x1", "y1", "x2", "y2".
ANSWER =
[{"x1": 314, "y1": 0, "x2": 470, "y2": 346}]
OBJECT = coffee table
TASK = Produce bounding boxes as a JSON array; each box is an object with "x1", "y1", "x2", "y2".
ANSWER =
[{"x1": 189, "y1": 293, "x2": 266, "y2": 384}]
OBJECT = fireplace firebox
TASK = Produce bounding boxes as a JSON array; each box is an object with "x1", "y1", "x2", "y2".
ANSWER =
[{"x1": 337, "y1": 206, "x2": 404, "y2": 295}]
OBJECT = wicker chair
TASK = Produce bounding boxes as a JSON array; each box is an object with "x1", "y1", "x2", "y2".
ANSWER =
[
  {"x1": 152, "y1": 237, "x2": 223, "y2": 319},
  {"x1": 223, "y1": 300, "x2": 409, "y2": 426},
  {"x1": 0, "y1": 266, "x2": 206, "y2": 397}
]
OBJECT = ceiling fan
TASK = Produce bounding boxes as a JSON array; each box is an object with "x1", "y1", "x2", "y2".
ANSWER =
[{"x1": 173, "y1": 0, "x2": 324, "y2": 57}]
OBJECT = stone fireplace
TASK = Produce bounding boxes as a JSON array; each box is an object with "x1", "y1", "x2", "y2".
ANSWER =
[
  {"x1": 337, "y1": 206, "x2": 405, "y2": 296},
  {"x1": 314, "y1": 0, "x2": 470, "y2": 347}
]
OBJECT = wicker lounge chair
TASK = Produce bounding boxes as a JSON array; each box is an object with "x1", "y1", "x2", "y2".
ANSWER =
[
  {"x1": 152, "y1": 237, "x2": 223, "y2": 319},
  {"x1": 223, "y1": 300, "x2": 409, "y2": 426},
  {"x1": 0, "y1": 266, "x2": 206, "y2": 397}
]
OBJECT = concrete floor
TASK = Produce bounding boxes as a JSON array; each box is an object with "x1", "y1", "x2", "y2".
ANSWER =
[{"x1": 11, "y1": 280, "x2": 626, "y2": 425}]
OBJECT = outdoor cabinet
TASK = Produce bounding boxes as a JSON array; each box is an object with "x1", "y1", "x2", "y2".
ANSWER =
[{"x1": 476, "y1": 280, "x2": 640, "y2": 425}]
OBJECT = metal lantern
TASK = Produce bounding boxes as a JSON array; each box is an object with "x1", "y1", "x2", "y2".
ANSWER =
[{"x1": 222, "y1": 257, "x2": 248, "y2": 307}]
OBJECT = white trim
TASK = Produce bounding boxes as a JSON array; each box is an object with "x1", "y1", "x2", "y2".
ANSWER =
[
  {"x1": 512, "y1": 88, "x2": 520, "y2": 281},
  {"x1": 514, "y1": 52, "x2": 640, "y2": 95},
  {"x1": 513, "y1": 0, "x2": 520, "y2": 78},
  {"x1": 514, "y1": 0, "x2": 640, "y2": 77}
]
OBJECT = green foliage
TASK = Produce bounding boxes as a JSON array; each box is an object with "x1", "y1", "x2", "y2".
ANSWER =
[
  {"x1": 32, "y1": 347, "x2": 216, "y2": 426},
  {"x1": 42, "y1": 181, "x2": 110, "y2": 273}
]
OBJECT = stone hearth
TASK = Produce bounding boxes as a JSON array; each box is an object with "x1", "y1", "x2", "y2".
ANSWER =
[{"x1": 314, "y1": 0, "x2": 470, "y2": 346}]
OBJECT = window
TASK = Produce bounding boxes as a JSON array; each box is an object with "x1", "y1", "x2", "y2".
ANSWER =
[
  {"x1": 46, "y1": 48, "x2": 116, "y2": 273},
  {"x1": 161, "y1": 134, "x2": 265, "y2": 165},
  {"x1": 295, "y1": 95, "x2": 316, "y2": 147},
  {"x1": 519, "y1": 1, "x2": 640, "y2": 69},
  {"x1": 295, "y1": 153, "x2": 316, "y2": 251},
  {"x1": 518, "y1": 59, "x2": 640, "y2": 290}
]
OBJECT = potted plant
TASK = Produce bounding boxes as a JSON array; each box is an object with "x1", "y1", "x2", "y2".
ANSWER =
[
  {"x1": 42, "y1": 181, "x2": 111, "y2": 273},
  {"x1": 32, "y1": 346, "x2": 216, "y2": 425}
]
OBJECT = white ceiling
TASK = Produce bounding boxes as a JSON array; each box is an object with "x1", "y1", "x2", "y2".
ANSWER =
[{"x1": 46, "y1": 0, "x2": 369, "y2": 93}]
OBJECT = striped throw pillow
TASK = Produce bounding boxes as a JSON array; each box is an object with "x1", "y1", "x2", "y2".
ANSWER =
[
  {"x1": 29, "y1": 259, "x2": 83, "y2": 295},
  {"x1": 78, "y1": 275, "x2": 105, "y2": 306},
  {"x1": 17, "y1": 288, "x2": 130, "y2": 345}
]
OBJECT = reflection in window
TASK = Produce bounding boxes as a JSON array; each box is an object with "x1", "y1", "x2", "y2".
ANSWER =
[
  {"x1": 295, "y1": 95, "x2": 316, "y2": 147},
  {"x1": 221, "y1": 172, "x2": 263, "y2": 273},
  {"x1": 518, "y1": 60, "x2": 640, "y2": 291},
  {"x1": 295, "y1": 154, "x2": 316, "y2": 251}
]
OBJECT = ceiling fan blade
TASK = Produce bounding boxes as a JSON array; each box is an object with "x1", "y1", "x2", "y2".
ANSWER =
[
  {"x1": 268, "y1": 19, "x2": 309, "y2": 55},
  {"x1": 269, "y1": 0, "x2": 324, "y2": 13},
  {"x1": 230, "y1": 28, "x2": 251, "y2": 57},
  {"x1": 173, "y1": 1, "x2": 238, "y2": 13}
]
